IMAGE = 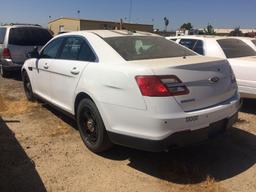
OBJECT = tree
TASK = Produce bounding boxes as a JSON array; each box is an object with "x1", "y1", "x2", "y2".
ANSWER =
[
  {"x1": 229, "y1": 27, "x2": 243, "y2": 36},
  {"x1": 203, "y1": 24, "x2": 216, "y2": 35},
  {"x1": 163, "y1": 17, "x2": 169, "y2": 32},
  {"x1": 180, "y1": 23, "x2": 193, "y2": 31}
]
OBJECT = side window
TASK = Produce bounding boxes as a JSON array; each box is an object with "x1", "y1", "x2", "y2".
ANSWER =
[
  {"x1": 59, "y1": 37, "x2": 83, "y2": 60},
  {"x1": 78, "y1": 41, "x2": 96, "y2": 62},
  {"x1": 0, "y1": 28, "x2": 6, "y2": 44},
  {"x1": 179, "y1": 39, "x2": 197, "y2": 50},
  {"x1": 58, "y1": 36, "x2": 96, "y2": 62},
  {"x1": 40, "y1": 37, "x2": 64, "y2": 59},
  {"x1": 193, "y1": 40, "x2": 204, "y2": 55}
]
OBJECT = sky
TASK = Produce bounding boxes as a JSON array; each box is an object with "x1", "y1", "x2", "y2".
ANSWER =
[{"x1": 0, "y1": 0, "x2": 255, "y2": 30}]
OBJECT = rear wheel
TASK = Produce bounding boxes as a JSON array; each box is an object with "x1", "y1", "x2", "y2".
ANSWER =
[
  {"x1": 22, "y1": 71, "x2": 35, "y2": 101},
  {"x1": 76, "y1": 99, "x2": 112, "y2": 153},
  {"x1": 0, "y1": 66, "x2": 8, "y2": 78}
]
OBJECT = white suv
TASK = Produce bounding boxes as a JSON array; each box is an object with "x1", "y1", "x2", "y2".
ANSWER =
[{"x1": 22, "y1": 30, "x2": 240, "y2": 153}]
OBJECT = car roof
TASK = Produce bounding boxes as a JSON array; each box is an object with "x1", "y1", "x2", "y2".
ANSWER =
[
  {"x1": 174, "y1": 35, "x2": 255, "y2": 41},
  {"x1": 60, "y1": 30, "x2": 160, "y2": 38}
]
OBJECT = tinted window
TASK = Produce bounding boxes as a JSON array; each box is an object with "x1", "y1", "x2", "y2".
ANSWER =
[
  {"x1": 78, "y1": 41, "x2": 96, "y2": 62},
  {"x1": 104, "y1": 36, "x2": 196, "y2": 61},
  {"x1": 9, "y1": 27, "x2": 52, "y2": 46},
  {"x1": 58, "y1": 37, "x2": 96, "y2": 61},
  {"x1": 40, "y1": 37, "x2": 64, "y2": 58},
  {"x1": 193, "y1": 40, "x2": 204, "y2": 55},
  {"x1": 217, "y1": 39, "x2": 256, "y2": 58},
  {"x1": 179, "y1": 39, "x2": 197, "y2": 49},
  {"x1": 179, "y1": 39, "x2": 204, "y2": 55},
  {"x1": 252, "y1": 40, "x2": 256, "y2": 46},
  {"x1": 0, "y1": 28, "x2": 6, "y2": 44}
]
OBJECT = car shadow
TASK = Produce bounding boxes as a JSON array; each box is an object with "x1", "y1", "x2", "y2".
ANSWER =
[
  {"x1": 101, "y1": 127, "x2": 256, "y2": 184},
  {"x1": 38, "y1": 103, "x2": 256, "y2": 184},
  {"x1": 240, "y1": 99, "x2": 256, "y2": 115},
  {"x1": 0, "y1": 117, "x2": 47, "y2": 192}
]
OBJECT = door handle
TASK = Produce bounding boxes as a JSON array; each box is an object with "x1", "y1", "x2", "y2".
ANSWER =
[
  {"x1": 70, "y1": 67, "x2": 80, "y2": 75},
  {"x1": 43, "y1": 63, "x2": 49, "y2": 69}
]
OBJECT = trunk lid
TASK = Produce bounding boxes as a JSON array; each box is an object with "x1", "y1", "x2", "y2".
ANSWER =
[{"x1": 131, "y1": 56, "x2": 237, "y2": 112}]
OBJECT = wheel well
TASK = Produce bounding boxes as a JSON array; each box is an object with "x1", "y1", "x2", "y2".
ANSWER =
[{"x1": 74, "y1": 92, "x2": 94, "y2": 116}]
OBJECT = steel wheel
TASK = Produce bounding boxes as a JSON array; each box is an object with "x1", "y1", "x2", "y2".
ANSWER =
[{"x1": 77, "y1": 99, "x2": 112, "y2": 153}]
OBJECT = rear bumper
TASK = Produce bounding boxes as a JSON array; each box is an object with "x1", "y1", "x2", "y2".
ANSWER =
[
  {"x1": 102, "y1": 93, "x2": 241, "y2": 151},
  {"x1": 0, "y1": 59, "x2": 22, "y2": 71},
  {"x1": 108, "y1": 112, "x2": 238, "y2": 152}
]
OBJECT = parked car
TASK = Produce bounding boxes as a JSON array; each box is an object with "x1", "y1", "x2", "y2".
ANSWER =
[
  {"x1": 169, "y1": 36, "x2": 256, "y2": 99},
  {"x1": 0, "y1": 24, "x2": 52, "y2": 77},
  {"x1": 22, "y1": 30, "x2": 240, "y2": 153}
]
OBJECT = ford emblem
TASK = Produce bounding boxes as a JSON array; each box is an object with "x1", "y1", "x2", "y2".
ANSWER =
[{"x1": 209, "y1": 76, "x2": 220, "y2": 84}]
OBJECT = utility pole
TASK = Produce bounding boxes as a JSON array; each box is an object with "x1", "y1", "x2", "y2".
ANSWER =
[{"x1": 77, "y1": 10, "x2": 80, "y2": 19}]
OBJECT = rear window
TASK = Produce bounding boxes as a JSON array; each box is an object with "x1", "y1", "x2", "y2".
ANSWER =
[
  {"x1": 217, "y1": 38, "x2": 256, "y2": 58},
  {"x1": 9, "y1": 27, "x2": 52, "y2": 46},
  {"x1": 0, "y1": 28, "x2": 6, "y2": 44},
  {"x1": 104, "y1": 36, "x2": 196, "y2": 61},
  {"x1": 252, "y1": 40, "x2": 256, "y2": 46}
]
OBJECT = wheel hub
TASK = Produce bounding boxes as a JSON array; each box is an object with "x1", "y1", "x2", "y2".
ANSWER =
[{"x1": 87, "y1": 119, "x2": 95, "y2": 132}]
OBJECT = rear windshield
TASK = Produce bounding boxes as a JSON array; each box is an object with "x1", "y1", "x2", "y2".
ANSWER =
[
  {"x1": 104, "y1": 36, "x2": 196, "y2": 61},
  {"x1": 252, "y1": 39, "x2": 256, "y2": 46},
  {"x1": 217, "y1": 38, "x2": 256, "y2": 58},
  {"x1": 0, "y1": 28, "x2": 6, "y2": 44},
  {"x1": 9, "y1": 27, "x2": 52, "y2": 46}
]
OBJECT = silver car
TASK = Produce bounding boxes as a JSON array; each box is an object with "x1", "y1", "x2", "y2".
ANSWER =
[{"x1": 0, "y1": 24, "x2": 52, "y2": 77}]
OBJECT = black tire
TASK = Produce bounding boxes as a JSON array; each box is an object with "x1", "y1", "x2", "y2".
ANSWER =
[
  {"x1": 0, "y1": 66, "x2": 8, "y2": 78},
  {"x1": 22, "y1": 71, "x2": 35, "y2": 101},
  {"x1": 76, "y1": 99, "x2": 112, "y2": 153}
]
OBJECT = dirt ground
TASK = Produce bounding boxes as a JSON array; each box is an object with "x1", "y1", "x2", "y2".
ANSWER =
[{"x1": 0, "y1": 74, "x2": 255, "y2": 192}]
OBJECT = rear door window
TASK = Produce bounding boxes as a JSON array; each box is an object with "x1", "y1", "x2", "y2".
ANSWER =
[
  {"x1": 58, "y1": 36, "x2": 96, "y2": 61},
  {"x1": 193, "y1": 40, "x2": 204, "y2": 55},
  {"x1": 9, "y1": 27, "x2": 52, "y2": 46},
  {"x1": 179, "y1": 39, "x2": 204, "y2": 55},
  {"x1": 0, "y1": 28, "x2": 6, "y2": 44},
  {"x1": 179, "y1": 39, "x2": 197, "y2": 49},
  {"x1": 217, "y1": 38, "x2": 256, "y2": 58}
]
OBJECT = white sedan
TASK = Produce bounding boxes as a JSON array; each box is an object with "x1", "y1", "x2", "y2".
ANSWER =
[
  {"x1": 170, "y1": 36, "x2": 256, "y2": 99},
  {"x1": 22, "y1": 30, "x2": 240, "y2": 153}
]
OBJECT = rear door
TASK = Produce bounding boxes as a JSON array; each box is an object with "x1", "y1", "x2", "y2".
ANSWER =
[
  {"x1": 7, "y1": 27, "x2": 52, "y2": 64},
  {"x1": 48, "y1": 36, "x2": 96, "y2": 113}
]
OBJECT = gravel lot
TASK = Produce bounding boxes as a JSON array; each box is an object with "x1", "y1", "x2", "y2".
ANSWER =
[{"x1": 0, "y1": 74, "x2": 255, "y2": 192}]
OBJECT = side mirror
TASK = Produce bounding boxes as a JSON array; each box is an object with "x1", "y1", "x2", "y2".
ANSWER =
[{"x1": 27, "y1": 46, "x2": 40, "y2": 59}]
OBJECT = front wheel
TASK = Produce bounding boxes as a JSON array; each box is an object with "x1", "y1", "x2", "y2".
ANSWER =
[
  {"x1": 22, "y1": 71, "x2": 35, "y2": 101},
  {"x1": 76, "y1": 99, "x2": 112, "y2": 153}
]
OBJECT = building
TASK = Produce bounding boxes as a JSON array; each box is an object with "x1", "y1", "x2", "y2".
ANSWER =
[{"x1": 48, "y1": 17, "x2": 154, "y2": 35}]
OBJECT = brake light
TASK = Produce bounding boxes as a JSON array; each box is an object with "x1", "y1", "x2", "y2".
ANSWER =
[
  {"x1": 135, "y1": 75, "x2": 189, "y2": 97},
  {"x1": 2, "y1": 48, "x2": 11, "y2": 59}
]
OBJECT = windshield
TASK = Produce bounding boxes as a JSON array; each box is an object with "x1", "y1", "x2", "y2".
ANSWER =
[
  {"x1": 217, "y1": 38, "x2": 256, "y2": 58},
  {"x1": 104, "y1": 36, "x2": 196, "y2": 61}
]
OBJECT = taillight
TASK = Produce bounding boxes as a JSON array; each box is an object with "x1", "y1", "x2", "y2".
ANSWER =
[
  {"x1": 2, "y1": 48, "x2": 11, "y2": 59},
  {"x1": 135, "y1": 75, "x2": 189, "y2": 97}
]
